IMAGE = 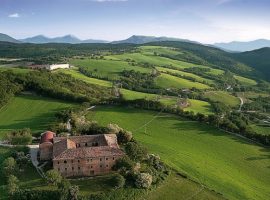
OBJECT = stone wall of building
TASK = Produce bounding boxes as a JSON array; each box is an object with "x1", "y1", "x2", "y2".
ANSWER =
[
  {"x1": 53, "y1": 155, "x2": 122, "y2": 177},
  {"x1": 40, "y1": 142, "x2": 53, "y2": 161}
]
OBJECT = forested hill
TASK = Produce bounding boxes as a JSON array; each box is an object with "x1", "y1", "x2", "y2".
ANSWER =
[
  {"x1": 0, "y1": 41, "x2": 269, "y2": 82},
  {"x1": 146, "y1": 41, "x2": 269, "y2": 81},
  {"x1": 231, "y1": 47, "x2": 270, "y2": 81}
]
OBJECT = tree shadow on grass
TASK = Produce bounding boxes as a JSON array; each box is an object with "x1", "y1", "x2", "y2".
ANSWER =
[{"x1": 0, "y1": 108, "x2": 64, "y2": 136}]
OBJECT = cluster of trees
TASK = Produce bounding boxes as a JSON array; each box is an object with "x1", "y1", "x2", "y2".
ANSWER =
[
  {"x1": 119, "y1": 70, "x2": 160, "y2": 93},
  {"x1": 0, "y1": 42, "x2": 136, "y2": 61},
  {"x1": 5, "y1": 128, "x2": 32, "y2": 145},
  {"x1": 108, "y1": 124, "x2": 169, "y2": 189},
  {"x1": 242, "y1": 96, "x2": 270, "y2": 112},
  {"x1": 0, "y1": 73, "x2": 23, "y2": 108},
  {"x1": 0, "y1": 147, "x2": 30, "y2": 198},
  {"x1": 118, "y1": 99, "x2": 270, "y2": 146},
  {"x1": 0, "y1": 71, "x2": 114, "y2": 110}
]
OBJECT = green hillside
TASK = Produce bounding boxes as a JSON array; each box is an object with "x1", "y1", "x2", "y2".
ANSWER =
[
  {"x1": 0, "y1": 95, "x2": 75, "y2": 138},
  {"x1": 91, "y1": 106, "x2": 270, "y2": 200},
  {"x1": 204, "y1": 91, "x2": 240, "y2": 107}
]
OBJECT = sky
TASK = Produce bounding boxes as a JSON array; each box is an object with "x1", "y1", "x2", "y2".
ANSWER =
[{"x1": 0, "y1": 0, "x2": 269, "y2": 43}]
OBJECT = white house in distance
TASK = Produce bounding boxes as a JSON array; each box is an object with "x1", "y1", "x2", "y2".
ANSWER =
[{"x1": 46, "y1": 64, "x2": 70, "y2": 71}]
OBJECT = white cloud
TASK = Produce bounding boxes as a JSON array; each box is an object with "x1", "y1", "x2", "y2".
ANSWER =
[
  {"x1": 91, "y1": 0, "x2": 128, "y2": 2},
  {"x1": 8, "y1": 13, "x2": 20, "y2": 18}
]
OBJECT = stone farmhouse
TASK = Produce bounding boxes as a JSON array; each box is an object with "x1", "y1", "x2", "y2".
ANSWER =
[
  {"x1": 46, "y1": 64, "x2": 70, "y2": 71},
  {"x1": 39, "y1": 131, "x2": 124, "y2": 177}
]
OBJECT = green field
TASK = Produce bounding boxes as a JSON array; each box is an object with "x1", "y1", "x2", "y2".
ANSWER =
[
  {"x1": 251, "y1": 124, "x2": 270, "y2": 135},
  {"x1": 70, "y1": 58, "x2": 151, "y2": 80},
  {"x1": 138, "y1": 46, "x2": 182, "y2": 56},
  {"x1": 234, "y1": 75, "x2": 257, "y2": 86},
  {"x1": 155, "y1": 73, "x2": 210, "y2": 89},
  {"x1": 0, "y1": 95, "x2": 75, "y2": 138},
  {"x1": 204, "y1": 91, "x2": 240, "y2": 107},
  {"x1": 91, "y1": 106, "x2": 270, "y2": 200},
  {"x1": 157, "y1": 67, "x2": 215, "y2": 85}
]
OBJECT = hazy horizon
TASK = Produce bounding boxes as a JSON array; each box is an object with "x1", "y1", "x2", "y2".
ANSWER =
[{"x1": 1, "y1": 0, "x2": 270, "y2": 43}]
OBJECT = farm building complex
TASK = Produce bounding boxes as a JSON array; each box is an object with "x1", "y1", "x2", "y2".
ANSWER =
[{"x1": 39, "y1": 131, "x2": 124, "y2": 177}]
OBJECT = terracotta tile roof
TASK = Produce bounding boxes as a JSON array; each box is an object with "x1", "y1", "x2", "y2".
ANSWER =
[
  {"x1": 53, "y1": 146, "x2": 124, "y2": 160},
  {"x1": 52, "y1": 134, "x2": 123, "y2": 160}
]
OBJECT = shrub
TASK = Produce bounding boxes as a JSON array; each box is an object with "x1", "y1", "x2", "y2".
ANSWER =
[
  {"x1": 6, "y1": 128, "x2": 32, "y2": 145},
  {"x1": 112, "y1": 174, "x2": 125, "y2": 188},
  {"x1": 2, "y1": 157, "x2": 17, "y2": 177},
  {"x1": 46, "y1": 169, "x2": 62, "y2": 186},
  {"x1": 135, "y1": 173, "x2": 153, "y2": 189},
  {"x1": 7, "y1": 175, "x2": 19, "y2": 195}
]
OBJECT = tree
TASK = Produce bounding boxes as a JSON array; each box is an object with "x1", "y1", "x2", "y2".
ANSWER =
[
  {"x1": 2, "y1": 157, "x2": 17, "y2": 177},
  {"x1": 68, "y1": 185, "x2": 79, "y2": 200},
  {"x1": 113, "y1": 156, "x2": 134, "y2": 171},
  {"x1": 46, "y1": 169, "x2": 62, "y2": 186},
  {"x1": 125, "y1": 142, "x2": 147, "y2": 161},
  {"x1": 117, "y1": 130, "x2": 133, "y2": 144},
  {"x1": 112, "y1": 174, "x2": 125, "y2": 188},
  {"x1": 7, "y1": 175, "x2": 19, "y2": 195},
  {"x1": 135, "y1": 173, "x2": 153, "y2": 189}
]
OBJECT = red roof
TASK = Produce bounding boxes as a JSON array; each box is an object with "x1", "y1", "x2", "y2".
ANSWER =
[{"x1": 40, "y1": 131, "x2": 55, "y2": 144}]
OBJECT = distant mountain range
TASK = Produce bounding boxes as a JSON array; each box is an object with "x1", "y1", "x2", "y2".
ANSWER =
[
  {"x1": 1, "y1": 33, "x2": 270, "y2": 52},
  {"x1": 0, "y1": 33, "x2": 21, "y2": 43},
  {"x1": 214, "y1": 39, "x2": 270, "y2": 52},
  {"x1": 20, "y1": 34, "x2": 108, "y2": 44},
  {"x1": 112, "y1": 35, "x2": 198, "y2": 44}
]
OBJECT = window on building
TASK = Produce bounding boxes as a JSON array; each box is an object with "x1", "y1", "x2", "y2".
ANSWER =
[
  {"x1": 78, "y1": 160, "x2": 80, "y2": 163},
  {"x1": 58, "y1": 168, "x2": 60, "y2": 171},
  {"x1": 58, "y1": 161, "x2": 60, "y2": 164},
  {"x1": 64, "y1": 160, "x2": 67, "y2": 164},
  {"x1": 100, "y1": 158, "x2": 102, "y2": 161},
  {"x1": 100, "y1": 165, "x2": 102, "y2": 168},
  {"x1": 90, "y1": 158, "x2": 93, "y2": 162},
  {"x1": 113, "y1": 157, "x2": 115, "y2": 160},
  {"x1": 106, "y1": 165, "x2": 108, "y2": 167},
  {"x1": 87, "y1": 159, "x2": 89, "y2": 162},
  {"x1": 65, "y1": 168, "x2": 67, "y2": 171},
  {"x1": 85, "y1": 143, "x2": 88, "y2": 146},
  {"x1": 106, "y1": 158, "x2": 108, "y2": 161},
  {"x1": 78, "y1": 167, "x2": 80, "y2": 170},
  {"x1": 72, "y1": 167, "x2": 74, "y2": 170},
  {"x1": 71, "y1": 160, "x2": 73, "y2": 163},
  {"x1": 91, "y1": 165, "x2": 93, "y2": 169}
]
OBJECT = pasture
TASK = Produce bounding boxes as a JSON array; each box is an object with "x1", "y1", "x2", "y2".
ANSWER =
[
  {"x1": 70, "y1": 58, "x2": 151, "y2": 80},
  {"x1": 204, "y1": 91, "x2": 240, "y2": 107},
  {"x1": 155, "y1": 73, "x2": 210, "y2": 89},
  {"x1": 91, "y1": 106, "x2": 270, "y2": 200},
  {"x1": 0, "y1": 95, "x2": 75, "y2": 138},
  {"x1": 234, "y1": 75, "x2": 257, "y2": 86}
]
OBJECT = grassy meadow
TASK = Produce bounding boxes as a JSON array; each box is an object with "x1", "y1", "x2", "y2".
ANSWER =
[
  {"x1": 204, "y1": 91, "x2": 240, "y2": 107},
  {"x1": 0, "y1": 95, "x2": 75, "y2": 138},
  {"x1": 90, "y1": 106, "x2": 270, "y2": 200},
  {"x1": 155, "y1": 73, "x2": 210, "y2": 89}
]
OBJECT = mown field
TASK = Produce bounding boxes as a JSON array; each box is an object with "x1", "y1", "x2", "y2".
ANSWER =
[
  {"x1": 155, "y1": 73, "x2": 210, "y2": 89},
  {"x1": 91, "y1": 106, "x2": 270, "y2": 200},
  {"x1": 204, "y1": 91, "x2": 240, "y2": 107},
  {"x1": 70, "y1": 59, "x2": 151, "y2": 80},
  {"x1": 0, "y1": 95, "x2": 75, "y2": 138}
]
